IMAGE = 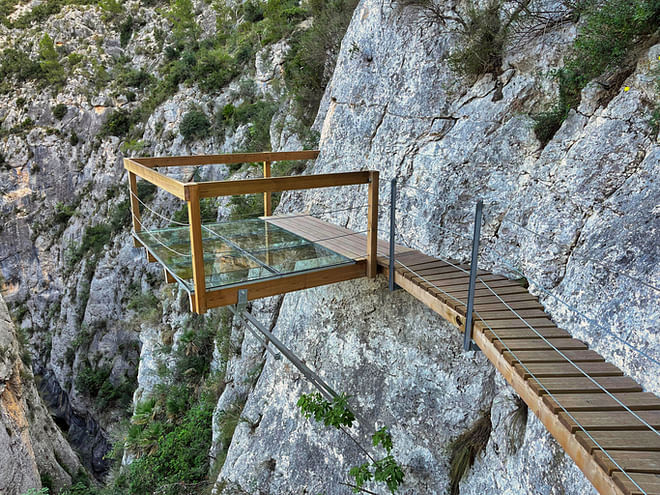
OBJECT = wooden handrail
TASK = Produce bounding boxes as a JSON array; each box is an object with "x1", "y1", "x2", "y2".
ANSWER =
[
  {"x1": 132, "y1": 150, "x2": 320, "y2": 168},
  {"x1": 192, "y1": 171, "x2": 372, "y2": 199},
  {"x1": 124, "y1": 159, "x2": 186, "y2": 200},
  {"x1": 124, "y1": 151, "x2": 379, "y2": 313}
]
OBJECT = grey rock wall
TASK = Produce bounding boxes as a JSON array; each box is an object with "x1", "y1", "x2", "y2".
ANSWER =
[
  {"x1": 0, "y1": 295, "x2": 82, "y2": 495},
  {"x1": 213, "y1": 0, "x2": 659, "y2": 493}
]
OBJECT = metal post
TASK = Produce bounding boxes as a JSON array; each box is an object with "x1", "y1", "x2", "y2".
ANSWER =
[
  {"x1": 463, "y1": 200, "x2": 483, "y2": 352},
  {"x1": 389, "y1": 178, "x2": 400, "y2": 291}
]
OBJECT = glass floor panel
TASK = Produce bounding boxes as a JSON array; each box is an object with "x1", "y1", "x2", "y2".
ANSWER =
[{"x1": 134, "y1": 218, "x2": 355, "y2": 292}]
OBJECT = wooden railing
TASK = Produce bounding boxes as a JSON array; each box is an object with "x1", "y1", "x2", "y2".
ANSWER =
[{"x1": 124, "y1": 151, "x2": 379, "y2": 313}]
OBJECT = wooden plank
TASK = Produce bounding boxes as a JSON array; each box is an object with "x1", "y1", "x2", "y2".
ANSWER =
[
  {"x1": 544, "y1": 393, "x2": 660, "y2": 413},
  {"x1": 133, "y1": 150, "x2": 320, "y2": 168},
  {"x1": 515, "y1": 362, "x2": 623, "y2": 379},
  {"x1": 613, "y1": 472, "x2": 660, "y2": 495},
  {"x1": 187, "y1": 186, "x2": 207, "y2": 314},
  {"x1": 484, "y1": 318, "x2": 563, "y2": 329},
  {"x1": 594, "y1": 450, "x2": 660, "y2": 475},
  {"x1": 415, "y1": 269, "x2": 496, "y2": 282},
  {"x1": 196, "y1": 171, "x2": 372, "y2": 198},
  {"x1": 164, "y1": 268, "x2": 175, "y2": 284},
  {"x1": 576, "y1": 431, "x2": 660, "y2": 453},
  {"x1": 471, "y1": 328, "x2": 626, "y2": 494},
  {"x1": 475, "y1": 299, "x2": 544, "y2": 311},
  {"x1": 528, "y1": 376, "x2": 643, "y2": 396},
  {"x1": 494, "y1": 337, "x2": 587, "y2": 352},
  {"x1": 263, "y1": 160, "x2": 272, "y2": 217},
  {"x1": 478, "y1": 309, "x2": 550, "y2": 320},
  {"x1": 367, "y1": 171, "x2": 379, "y2": 278},
  {"x1": 205, "y1": 261, "x2": 367, "y2": 308},
  {"x1": 431, "y1": 284, "x2": 530, "y2": 298},
  {"x1": 503, "y1": 350, "x2": 605, "y2": 364},
  {"x1": 399, "y1": 263, "x2": 478, "y2": 277},
  {"x1": 430, "y1": 276, "x2": 512, "y2": 288},
  {"x1": 124, "y1": 158, "x2": 186, "y2": 199},
  {"x1": 484, "y1": 327, "x2": 571, "y2": 340},
  {"x1": 559, "y1": 411, "x2": 660, "y2": 433}
]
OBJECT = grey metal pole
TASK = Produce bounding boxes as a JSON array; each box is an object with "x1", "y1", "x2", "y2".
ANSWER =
[
  {"x1": 389, "y1": 178, "x2": 399, "y2": 291},
  {"x1": 463, "y1": 200, "x2": 483, "y2": 352}
]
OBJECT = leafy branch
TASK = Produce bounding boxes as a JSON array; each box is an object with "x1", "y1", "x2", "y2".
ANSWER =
[{"x1": 297, "y1": 393, "x2": 405, "y2": 493}]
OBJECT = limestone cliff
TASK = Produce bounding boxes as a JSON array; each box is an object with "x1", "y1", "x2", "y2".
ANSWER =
[
  {"x1": 0, "y1": 295, "x2": 81, "y2": 495},
  {"x1": 212, "y1": 0, "x2": 659, "y2": 493},
  {"x1": 0, "y1": 0, "x2": 657, "y2": 493}
]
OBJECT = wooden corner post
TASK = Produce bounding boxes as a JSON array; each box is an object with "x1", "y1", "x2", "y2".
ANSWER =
[
  {"x1": 367, "y1": 171, "x2": 379, "y2": 278},
  {"x1": 127, "y1": 167, "x2": 143, "y2": 248},
  {"x1": 186, "y1": 184, "x2": 207, "y2": 314},
  {"x1": 263, "y1": 160, "x2": 272, "y2": 217}
]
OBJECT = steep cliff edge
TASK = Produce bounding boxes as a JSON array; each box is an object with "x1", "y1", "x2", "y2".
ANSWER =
[
  {"x1": 212, "y1": 1, "x2": 659, "y2": 493},
  {"x1": 0, "y1": 295, "x2": 81, "y2": 495}
]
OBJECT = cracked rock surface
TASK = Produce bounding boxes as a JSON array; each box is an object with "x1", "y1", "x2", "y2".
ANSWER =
[{"x1": 213, "y1": 1, "x2": 658, "y2": 493}]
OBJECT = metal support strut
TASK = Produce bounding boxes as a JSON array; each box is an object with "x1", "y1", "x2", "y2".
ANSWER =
[
  {"x1": 463, "y1": 199, "x2": 483, "y2": 352},
  {"x1": 389, "y1": 178, "x2": 400, "y2": 291}
]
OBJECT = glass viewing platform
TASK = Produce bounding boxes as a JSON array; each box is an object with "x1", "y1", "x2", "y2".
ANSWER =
[
  {"x1": 124, "y1": 151, "x2": 380, "y2": 313},
  {"x1": 134, "y1": 218, "x2": 355, "y2": 293}
]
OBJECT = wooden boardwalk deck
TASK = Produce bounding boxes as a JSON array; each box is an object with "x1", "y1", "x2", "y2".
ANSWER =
[{"x1": 266, "y1": 214, "x2": 660, "y2": 495}]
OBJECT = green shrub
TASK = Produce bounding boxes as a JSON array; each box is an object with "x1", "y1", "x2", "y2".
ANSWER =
[
  {"x1": 180, "y1": 109, "x2": 210, "y2": 140},
  {"x1": 447, "y1": 1, "x2": 504, "y2": 78},
  {"x1": 127, "y1": 291, "x2": 161, "y2": 323},
  {"x1": 534, "y1": 0, "x2": 660, "y2": 143},
  {"x1": 283, "y1": 0, "x2": 359, "y2": 124},
  {"x1": 195, "y1": 48, "x2": 238, "y2": 92},
  {"x1": 38, "y1": 33, "x2": 66, "y2": 88},
  {"x1": 76, "y1": 365, "x2": 111, "y2": 397},
  {"x1": 52, "y1": 103, "x2": 67, "y2": 120},
  {"x1": 137, "y1": 181, "x2": 157, "y2": 202},
  {"x1": 54, "y1": 201, "x2": 76, "y2": 224},
  {"x1": 166, "y1": 0, "x2": 200, "y2": 45},
  {"x1": 0, "y1": 48, "x2": 42, "y2": 84},
  {"x1": 100, "y1": 110, "x2": 131, "y2": 137},
  {"x1": 532, "y1": 105, "x2": 569, "y2": 147},
  {"x1": 124, "y1": 399, "x2": 214, "y2": 495},
  {"x1": 69, "y1": 131, "x2": 79, "y2": 146},
  {"x1": 13, "y1": 0, "x2": 65, "y2": 28},
  {"x1": 119, "y1": 68, "x2": 153, "y2": 89}
]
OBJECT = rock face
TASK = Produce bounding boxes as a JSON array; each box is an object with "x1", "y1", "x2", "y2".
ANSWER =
[
  {"x1": 0, "y1": 295, "x2": 81, "y2": 495},
  {"x1": 0, "y1": 0, "x2": 658, "y2": 493},
  {"x1": 212, "y1": 0, "x2": 658, "y2": 493}
]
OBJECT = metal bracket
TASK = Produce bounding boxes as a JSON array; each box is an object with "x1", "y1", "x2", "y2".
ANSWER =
[
  {"x1": 463, "y1": 200, "x2": 483, "y2": 352},
  {"x1": 237, "y1": 289, "x2": 248, "y2": 311},
  {"x1": 389, "y1": 178, "x2": 401, "y2": 292}
]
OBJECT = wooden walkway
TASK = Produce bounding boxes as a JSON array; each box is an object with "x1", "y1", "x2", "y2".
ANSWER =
[{"x1": 267, "y1": 214, "x2": 660, "y2": 495}]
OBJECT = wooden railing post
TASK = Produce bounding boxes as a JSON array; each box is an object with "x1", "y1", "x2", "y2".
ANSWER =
[
  {"x1": 127, "y1": 168, "x2": 143, "y2": 248},
  {"x1": 367, "y1": 171, "x2": 379, "y2": 278},
  {"x1": 186, "y1": 184, "x2": 207, "y2": 314},
  {"x1": 263, "y1": 160, "x2": 272, "y2": 217}
]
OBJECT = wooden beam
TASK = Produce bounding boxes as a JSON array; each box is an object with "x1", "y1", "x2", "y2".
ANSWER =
[
  {"x1": 127, "y1": 168, "x2": 143, "y2": 248},
  {"x1": 392, "y1": 270, "x2": 465, "y2": 328},
  {"x1": 124, "y1": 158, "x2": 186, "y2": 200},
  {"x1": 263, "y1": 160, "x2": 272, "y2": 217},
  {"x1": 367, "y1": 171, "x2": 379, "y2": 278},
  {"x1": 133, "y1": 150, "x2": 320, "y2": 168},
  {"x1": 472, "y1": 325, "x2": 626, "y2": 495},
  {"x1": 164, "y1": 268, "x2": 175, "y2": 284},
  {"x1": 195, "y1": 171, "x2": 371, "y2": 198},
  {"x1": 187, "y1": 185, "x2": 207, "y2": 313},
  {"x1": 205, "y1": 261, "x2": 367, "y2": 308}
]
